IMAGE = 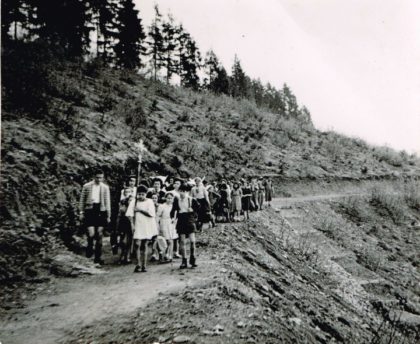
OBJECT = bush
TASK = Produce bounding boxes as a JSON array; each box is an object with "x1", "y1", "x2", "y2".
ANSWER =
[
  {"x1": 2, "y1": 40, "x2": 62, "y2": 116},
  {"x1": 373, "y1": 147, "x2": 404, "y2": 167},
  {"x1": 403, "y1": 181, "x2": 420, "y2": 210},
  {"x1": 369, "y1": 186, "x2": 405, "y2": 224}
]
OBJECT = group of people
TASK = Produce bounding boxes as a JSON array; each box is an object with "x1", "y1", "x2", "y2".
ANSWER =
[{"x1": 79, "y1": 170, "x2": 275, "y2": 272}]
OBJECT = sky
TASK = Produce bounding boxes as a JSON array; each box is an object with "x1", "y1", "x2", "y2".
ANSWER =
[{"x1": 134, "y1": 0, "x2": 420, "y2": 154}]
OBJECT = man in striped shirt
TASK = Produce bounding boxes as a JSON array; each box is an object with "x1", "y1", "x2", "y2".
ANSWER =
[{"x1": 79, "y1": 169, "x2": 111, "y2": 265}]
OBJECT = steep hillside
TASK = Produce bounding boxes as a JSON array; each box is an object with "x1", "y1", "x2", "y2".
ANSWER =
[{"x1": 1, "y1": 46, "x2": 419, "y2": 284}]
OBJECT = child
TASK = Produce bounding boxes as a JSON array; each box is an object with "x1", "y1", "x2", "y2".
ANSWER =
[
  {"x1": 231, "y1": 182, "x2": 243, "y2": 221},
  {"x1": 241, "y1": 180, "x2": 252, "y2": 220},
  {"x1": 126, "y1": 185, "x2": 158, "y2": 272},
  {"x1": 172, "y1": 184, "x2": 200, "y2": 269},
  {"x1": 156, "y1": 193, "x2": 176, "y2": 262},
  {"x1": 191, "y1": 177, "x2": 210, "y2": 231},
  {"x1": 216, "y1": 183, "x2": 230, "y2": 223}
]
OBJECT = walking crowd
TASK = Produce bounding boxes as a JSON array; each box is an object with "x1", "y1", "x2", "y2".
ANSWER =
[{"x1": 79, "y1": 170, "x2": 275, "y2": 273}]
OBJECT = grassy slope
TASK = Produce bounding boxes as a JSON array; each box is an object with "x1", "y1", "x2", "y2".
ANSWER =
[{"x1": 1, "y1": 60, "x2": 419, "y2": 282}]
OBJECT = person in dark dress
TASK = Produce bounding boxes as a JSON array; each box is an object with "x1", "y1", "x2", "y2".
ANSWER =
[
  {"x1": 241, "y1": 180, "x2": 252, "y2": 220},
  {"x1": 215, "y1": 183, "x2": 230, "y2": 222}
]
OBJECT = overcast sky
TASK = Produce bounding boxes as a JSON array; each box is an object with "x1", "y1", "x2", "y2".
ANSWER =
[{"x1": 134, "y1": 0, "x2": 420, "y2": 153}]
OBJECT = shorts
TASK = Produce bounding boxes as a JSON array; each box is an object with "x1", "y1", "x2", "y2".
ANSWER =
[
  {"x1": 176, "y1": 213, "x2": 196, "y2": 235},
  {"x1": 84, "y1": 204, "x2": 107, "y2": 227}
]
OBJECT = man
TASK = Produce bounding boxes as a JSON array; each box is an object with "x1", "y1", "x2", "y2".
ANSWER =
[
  {"x1": 191, "y1": 177, "x2": 210, "y2": 231},
  {"x1": 79, "y1": 169, "x2": 111, "y2": 265}
]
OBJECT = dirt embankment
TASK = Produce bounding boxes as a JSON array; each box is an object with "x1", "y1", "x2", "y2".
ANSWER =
[{"x1": 2, "y1": 189, "x2": 418, "y2": 344}]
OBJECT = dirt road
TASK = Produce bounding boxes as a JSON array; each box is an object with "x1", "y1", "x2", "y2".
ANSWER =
[
  {"x1": 3, "y1": 190, "x2": 416, "y2": 344},
  {"x1": 1, "y1": 248, "x2": 217, "y2": 344}
]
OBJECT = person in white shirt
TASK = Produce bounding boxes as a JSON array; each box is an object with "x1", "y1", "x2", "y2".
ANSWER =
[
  {"x1": 79, "y1": 170, "x2": 111, "y2": 265},
  {"x1": 126, "y1": 185, "x2": 158, "y2": 272}
]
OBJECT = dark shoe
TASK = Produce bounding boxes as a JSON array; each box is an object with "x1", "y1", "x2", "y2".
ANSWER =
[
  {"x1": 86, "y1": 246, "x2": 93, "y2": 258},
  {"x1": 150, "y1": 256, "x2": 157, "y2": 262},
  {"x1": 180, "y1": 258, "x2": 188, "y2": 269},
  {"x1": 141, "y1": 266, "x2": 147, "y2": 272},
  {"x1": 134, "y1": 265, "x2": 141, "y2": 273},
  {"x1": 94, "y1": 258, "x2": 105, "y2": 265},
  {"x1": 189, "y1": 256, "x2": 197, "y2": 268}
]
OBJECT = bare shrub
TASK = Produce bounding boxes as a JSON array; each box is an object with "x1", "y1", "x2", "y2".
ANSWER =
[
  {"x1": 373, "y1": 147, "x2": 405, "y2": 167},
  {"x1": 116, "y1": 96, "x2": 147, "y2": 137},
  {"x1": 356, "y1": 246, "x2": 384, "y2": 272},
  {"x1": 276, "y1": 118, "x2": 301, "y2": 142},
  {"x1": 403, "y1": 181, "x2": 420, "y2": 211},
  {"x1": 369, "y1": 186, "x2": 405, "y2": 224},
  {"x1": 337, "y1": 196, "x2": 372, "y2": 223}
]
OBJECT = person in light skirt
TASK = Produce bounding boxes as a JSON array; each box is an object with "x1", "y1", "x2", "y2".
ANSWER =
[{"x1": 126, "y1": 185, "x2": 158, "y2": 273}]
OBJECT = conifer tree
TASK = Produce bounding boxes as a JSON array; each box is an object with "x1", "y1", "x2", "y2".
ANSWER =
[
  {"x1": 282, "y1": 83, "x2": 299, "y2": 116},
  {"x1": 89, "y1": 0, "x2": 118, "y2": 61},
  {"x1": 230, "y1": 55, "x2": 248, "y2": 98},
  {"x1": 203, "y1": 50, "x2": 220, "y2": 87},
  {"x1": 177, "y1": 28, "x2": 201, "y2": 90},
  {"x1": 147, "y1": 5, "x2": 164, "y2": 80},
  {"x1": 34, "y1": 0, "x2": 91, "y2": 56},
  {"x1": 1, "y1": 0, "x2": 31, "y2": 42},
  {"x1": 212, "y1": 66, "x2": 230, "y2": 95},
  {"x1": 114, "y1": 0, "x2": 145, "y2": 69},
  {"x1": 161, "y1": 14, "x2": 178, "y2": 84}
]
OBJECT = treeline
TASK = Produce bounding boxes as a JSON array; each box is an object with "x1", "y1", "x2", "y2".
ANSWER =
[{"x1": 2, "y1": 0, "x2": 311, "y2": 120}]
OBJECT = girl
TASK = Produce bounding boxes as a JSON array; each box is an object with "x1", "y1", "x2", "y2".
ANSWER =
[
  {"x1": 207, "y1": 184, "x2": 220, "y2": 227},
  {"x1": 231, "y1": 182, "x2": 243, "y2": 221},
  {"x1": 241, "y1": 180, "x2": 252, "y2": 220},
  {"x1": 257, "y1": 178, "x2": 265, "y2": 210},
  {"x1": 216, "y1": 183, "x2": 230, "y2": 223},
  {"x1": 156, "y1": 193, "x2": 176, "y2": 262},
  {"x1": 172, "y1": 184, "x2": 200, "y2": 269},
  {"x1": 126, "y1": 185, "x2": 158, "y2": 272}
]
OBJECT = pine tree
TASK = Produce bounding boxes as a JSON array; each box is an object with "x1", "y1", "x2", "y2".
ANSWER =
[
  {"x1": 34, "y1": 0, "x2": 92, "y2": 56},
  {"x1": 230, "y1": 55, "x2": 248, "y2": 98},
  {"x1": 88, "y1": 0, "x2": 118, "y2": 62},
  {"x1": 1, "y1": 0, "x2": 30, "y2": 42},
  {"x1": 212, "y1": 66, "x2": 230, "y2": 95},
  {"x1": 147, "y1": 5, "x2": 164, "y2": 80},
  {"x1": 177, "y1": 28, "x2": 201, "y2": 90},
  {"x1": 114, "y1": 0, "x2": 145, "y2": 69},
  {"x1": 282, "y1": 83, "x2": 298, "y2": 116},
  {"x1": 161, "y1": 14, "x2": 178, "y2": 84},
  {"x1": 203, "y1": 50, "x2": 220, "y2": 88}
]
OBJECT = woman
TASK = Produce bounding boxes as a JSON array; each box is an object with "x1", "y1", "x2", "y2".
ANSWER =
[
  {"x1": 257, "y1": 178, "x2": 266, "y2": 210},
  {"x1": 126, "y1": 185, "x2": 158, "y2": 272},
  {"x1": 265, "y1": 177, "x2": 274, "y2": 207},
  {"x1": 207, "y1": 184, "x2": 220, "y2": 227},
  {"x1": 231, "y1": 182, "x2": 243, "y2": 221},
  {"x1": 156, "y1": 193, "x2": 176, "y2": 262},
  {"x1": 215, "y1": 183, "x2": 230, "y2": 223},
  {"x1": 241, "y1": 180, "x2": 252, "y2": 220},
  {"x1": 172, "y1": 184, "x2": 200, "y2": 269}
]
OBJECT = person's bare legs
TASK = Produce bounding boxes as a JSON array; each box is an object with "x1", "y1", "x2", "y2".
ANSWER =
[
  {"x1": 140, "y1": 239, "x2": 148, "y2": 271},
  {"x1": 94, "y1": 227, "x2": 103, "y2": 263},
  {"x1": 166, "y1": 239, "x2": 173, "y2": 260},
  {"x1": 179, "y1": 234, "x2": 188, "y2": 269},
  {"x1": 189, "y1": 233, "x2": 197, "y2": 267},
  {"x1": 135, "y1": 239, "x2": 141, "y2": 267},
  {"x1": 86, "y1": 227, "x2": 95, "y2": 258}
]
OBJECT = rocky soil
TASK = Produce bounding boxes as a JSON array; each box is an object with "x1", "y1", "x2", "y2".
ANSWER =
[{"x1": 2, "y1": 191, "x2": 418, "y2": 344}]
